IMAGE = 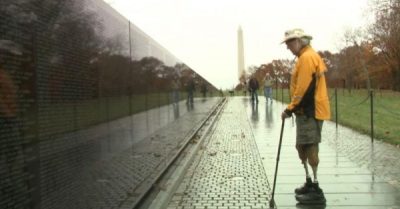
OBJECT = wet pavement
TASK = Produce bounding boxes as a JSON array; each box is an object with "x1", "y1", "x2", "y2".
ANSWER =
[
  {"x1": 247, "y1": 96, "x2": 400, "y2": 209},
  {"x1": 166, "y1": 97, "x2": 400, "y2": 209},
  {"x1": 37, "y1": 97, "x2": 221, "y2": 209},
  {"x1": 166, "y1": 97, "x2": 269, "y2": 209}
]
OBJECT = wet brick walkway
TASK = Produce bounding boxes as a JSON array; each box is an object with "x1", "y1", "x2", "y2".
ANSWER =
[
  {"x1": 323, "y1": 123, "x2": 400, "y2": 190},
  {"x1": 166, "y1": 97, "x2": 400, "y2": 209},
  {"x1": 167, "y1": 97, "x2": 270, "y2": 209},
  {"x1": 248, "y1": 97, "x2": 400, "y2": 209}
]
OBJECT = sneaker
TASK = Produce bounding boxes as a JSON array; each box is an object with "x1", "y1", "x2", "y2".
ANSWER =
[
  {"x1": 312, "y1": 182, "x2": 323, "y2": 194},
  {"x1": 294, "y1": 178, "x2": 313, "y2": 195},
  {"x1": 295, "y1": 191, "x2": 326, "y2": 205},
  {"x1": 295, "y1": 203, "x2": 327, "y2": 209}
]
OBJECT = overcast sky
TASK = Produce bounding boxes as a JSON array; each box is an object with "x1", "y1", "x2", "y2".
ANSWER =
[{"x1": 104, "y1": 0, "x2": 370, "y2": 89}]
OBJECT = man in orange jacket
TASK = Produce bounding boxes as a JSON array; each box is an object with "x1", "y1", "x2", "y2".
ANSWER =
[{"x1": 281, "y1": 28, "x2": 330, "y2": 205}]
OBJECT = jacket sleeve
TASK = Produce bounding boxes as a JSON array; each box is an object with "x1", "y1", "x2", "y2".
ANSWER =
[{"x1": 286, "y1": 56, "x2": 314, "y2": 112}]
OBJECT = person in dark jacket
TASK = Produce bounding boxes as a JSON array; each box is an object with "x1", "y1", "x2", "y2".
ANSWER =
[
  {"x1": 248, "y1": 76, "x2": 259, "y2": 103},
  {"x1": 186, "y1": 78, "x2": 195, "y2": 105},
  {"x1": 200, "y1": 82, "x2": 207, "y2": 98}
]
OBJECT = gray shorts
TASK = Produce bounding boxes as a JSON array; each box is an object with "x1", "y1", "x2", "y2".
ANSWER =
[{"x1": 295, "y1": 114, "x2": 323, "y2": 145}]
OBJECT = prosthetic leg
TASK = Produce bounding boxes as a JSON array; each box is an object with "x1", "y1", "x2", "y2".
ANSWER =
[{"x1": 295, "y1": 156, "x2": 326, "y2": 204}]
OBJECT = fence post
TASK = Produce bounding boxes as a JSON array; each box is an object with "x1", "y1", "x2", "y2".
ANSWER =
[
  {"x1": 281, "y1": 84, "x2": 284, "y2": 102},
  {"x1": 370, "y1": 90, "x2": 374, "y2": 143},
  {"x1": 275, "y1": 78, "x2": 278, "y2": 100},
  {"x1": 342, "y1": 79, "x2": 345, "y2": 95},
  {"x1": 335, "y1": 88, "x2": 338, "y2": 129}
]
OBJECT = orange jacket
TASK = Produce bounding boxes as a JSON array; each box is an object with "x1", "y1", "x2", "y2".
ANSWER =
[{"x1": 286, "y1": 45, "x2": 330, "y2": 120}]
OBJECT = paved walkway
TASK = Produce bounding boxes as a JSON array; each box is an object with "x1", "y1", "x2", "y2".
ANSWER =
[
  {"x1": 37, "y1": 98, "x2": 221, "y2": 209},
  {"x1": 166, "y1": 97, "x2": 400, "y2": 209},
  {"x1": 167, "y1": 97, "x2": 270, "y2": 209}
]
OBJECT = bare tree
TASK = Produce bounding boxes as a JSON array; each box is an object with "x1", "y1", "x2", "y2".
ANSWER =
[{"x1": 369, "y1": 0, "x2": 400, "y2": 90}]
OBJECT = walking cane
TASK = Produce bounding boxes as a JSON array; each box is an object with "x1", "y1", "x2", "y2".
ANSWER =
[{"x1": 269, "y1": 119, "x2": 285, "y2": 208}]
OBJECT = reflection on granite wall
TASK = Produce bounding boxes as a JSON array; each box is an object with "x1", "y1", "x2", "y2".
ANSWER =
[{"x1": 0, "y1": 0, "x2": 219, "y2": 208}]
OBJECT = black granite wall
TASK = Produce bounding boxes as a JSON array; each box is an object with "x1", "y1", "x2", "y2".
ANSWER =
[{"x1": 0, "y1": 0, "x2": 218, "y2": 208}]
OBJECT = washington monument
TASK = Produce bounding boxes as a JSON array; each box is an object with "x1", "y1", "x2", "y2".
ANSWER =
[{"x1": 237, "y1": 26, "x2": 245, "y2": 82}]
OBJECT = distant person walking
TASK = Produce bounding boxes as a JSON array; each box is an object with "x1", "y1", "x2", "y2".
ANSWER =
[
  {"x1": 186, "y1": 78, "x2": 195, "y2": 105},
  {"x1": 200, "y1": 82, "x2": 207, "y2": 98},
  {"x1": 171, "y1": 77, "x2": 180, "y2": 105},
  {"x1": 280, "y1": 28, "x2": 330, "y2": 205},
  {"x1": 243, "y1": 81, "x2": 247, "y2": 96},
  {"x1": 248, "y1": 76, "x2": 259, "y2": 103},
  {"x1": 263, "y1": 73, "x2": 273, "y2": 103}
]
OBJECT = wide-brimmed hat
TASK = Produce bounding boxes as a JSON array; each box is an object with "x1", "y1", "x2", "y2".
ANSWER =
[{"x1": 281, "y1": 28, "x2": 312, "y2": 44}]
